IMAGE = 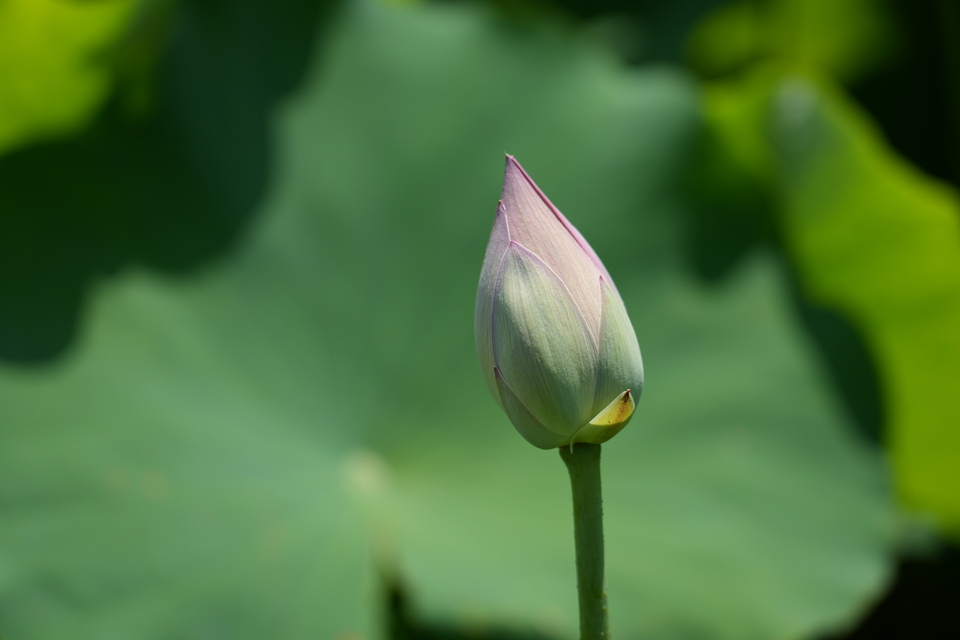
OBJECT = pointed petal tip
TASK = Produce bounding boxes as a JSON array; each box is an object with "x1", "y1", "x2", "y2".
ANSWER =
[
  {"x1": 503, "y1": 154, "x2": 532, "y2": 183},
  {"x1": 589, "y1": 389, "x2": 635, "y2": 427},
  {"x1": 502, "y1": 239, "x2": 542, "y2": 261},
  {"x1": 499, "y1": 155, "x2": 613, "y2": 282},
  {"x1": 502, "y1": 156, "x2": 545, "y2": 200},
  {"x1": 504, "y1": 155, "x2": 523, "y2": 178}
]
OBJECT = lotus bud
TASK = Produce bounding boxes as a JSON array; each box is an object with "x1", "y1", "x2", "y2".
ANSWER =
[{"x1": 475, "y1": 156, "x2": 644, "y2": 449}]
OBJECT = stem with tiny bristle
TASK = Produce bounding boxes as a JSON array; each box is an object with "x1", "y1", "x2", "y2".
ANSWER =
[{"x1": 560, "y1": 443, "x2": 609, "y2": 639}]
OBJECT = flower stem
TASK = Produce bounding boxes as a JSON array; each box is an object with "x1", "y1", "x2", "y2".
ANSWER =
[{"x1": 559, "y1": 443, "x2": 609, "y2": 639}]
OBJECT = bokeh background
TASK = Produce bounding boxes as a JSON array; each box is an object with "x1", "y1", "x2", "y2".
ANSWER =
[{"x1": 1, "y1": 0, "x2": 959, "y2": 638}]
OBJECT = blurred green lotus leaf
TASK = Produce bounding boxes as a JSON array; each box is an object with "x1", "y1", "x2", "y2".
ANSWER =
[
  {"x1": 698, "y1": 63, "x2": 960, "y2": 537},
  {"x1": 0, "y1": 0, "x2": 137, "y2": 156},
  {"x1": 0, "y1": 1, "x2": 894, "y2": 639},
  {"x1": 768, "y1": 78, "x2": 960, "y2": 535},
  {"x1": 0, "y1": 322, "x2": 376, "y2": 639},
  {"x1": 287, "y1": 2, "x2": 893, "y2": 638}
]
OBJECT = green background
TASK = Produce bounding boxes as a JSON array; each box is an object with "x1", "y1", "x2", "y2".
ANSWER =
[{"x1": 1, "y1": 0, "x2": 957, "y2": 638}]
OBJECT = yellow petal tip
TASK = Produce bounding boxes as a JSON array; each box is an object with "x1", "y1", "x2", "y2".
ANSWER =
[{"x1": 569, "y1": 390, "x2": 636, "y2": 445}]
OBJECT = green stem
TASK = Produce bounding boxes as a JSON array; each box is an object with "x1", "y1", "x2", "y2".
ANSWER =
[{"x1": 559, "y1": 443, "x2": 609, "y2": 639}]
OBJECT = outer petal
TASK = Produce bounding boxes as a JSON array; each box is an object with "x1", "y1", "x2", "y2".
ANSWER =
[
  {"x1": 495, "y1": 368, "x2": 569, "y2": 449},
  {"x1": 492, "y1": 242, "x2": 596, "y2": 435},
  {"x1": 500, "y1": 156, "x2": 607, "y2": 341},
  {"x1": 591, "y1": 276, "x2": 644, "y2": 419},
  {"x1": 474, "y1": 203, "x2": 511, "y2": 407}
]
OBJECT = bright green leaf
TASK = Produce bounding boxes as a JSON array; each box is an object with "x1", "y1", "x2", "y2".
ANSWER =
[
  {"x1": 769, "y1": 78, "x2": 960, "y2": 534},
  {"x1": 0, "y1": 0, "x2": 137, "y2": 156},
  {"x1": 687, "y1": 0, "x2": 897, "y2": 82}
]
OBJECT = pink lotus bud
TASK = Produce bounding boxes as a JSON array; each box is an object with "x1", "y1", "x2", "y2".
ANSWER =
[{"x1": 475, "y1": 156, "x2": 644, "y2": 449}]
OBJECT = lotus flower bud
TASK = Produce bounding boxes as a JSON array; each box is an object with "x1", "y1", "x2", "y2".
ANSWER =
[{"x1": 475, "y1": 156, "x2": 644, "y2": 449}]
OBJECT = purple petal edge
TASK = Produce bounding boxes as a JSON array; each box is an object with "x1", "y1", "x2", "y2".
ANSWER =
[{"x1": 491, "y1": 240, "x2": 599, "y2": 363}]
